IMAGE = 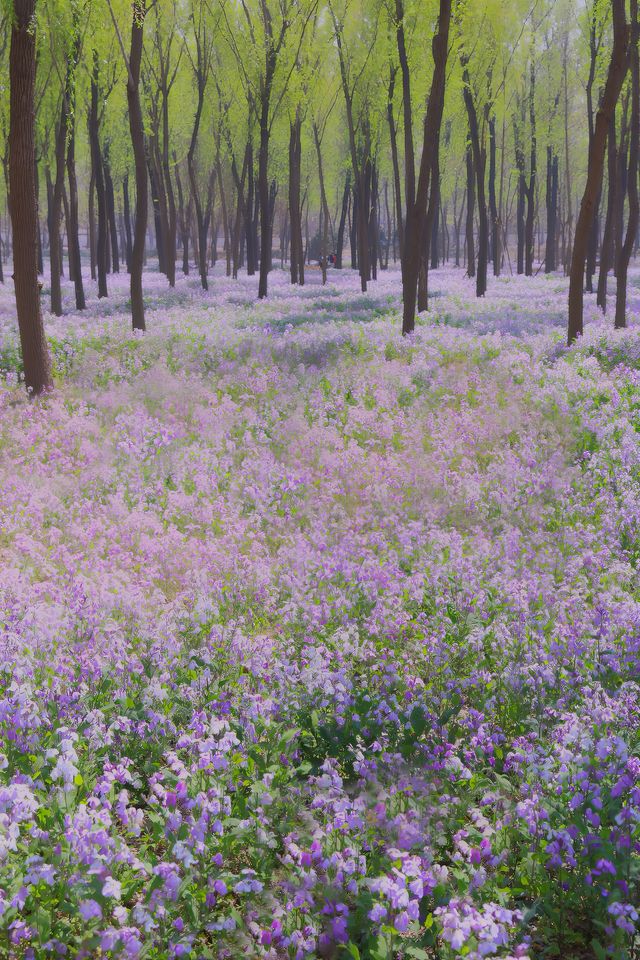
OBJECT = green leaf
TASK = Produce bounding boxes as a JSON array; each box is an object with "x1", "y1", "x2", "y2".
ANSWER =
[
  {"x1": 281, "y1": 728, "x2": 299, "y2": 744},
  {"x1": 438, "y1": 694, "x2": 463, "y2": 726},
  {"x1": 410, "y1": 705, "x2": 427, "y2": 736}
]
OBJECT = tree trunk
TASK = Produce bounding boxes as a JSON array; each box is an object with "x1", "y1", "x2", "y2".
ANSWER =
[
  {"x1": 568, "y1": 0, "x2": 629, "y2": 345},
  {"x1": 613, "y1": 95, "x2": 630, "y2": 275},
  {"x1": 123, "y1": 174, "x2": 133, "y2": 273},
  {"x1": 331, "y1": 6, "x2": 369, "y2": 291},
  {"x1": 563, "y1": 32, "x2": 573, "y2": 274},
  {"x1": 127, "y1": 0, "x2": 148, "y2": 331},
  {"x1": 383, "y1": 179, "x2": 391, "y2": 268},
  {"x1": 524, "y1": 64, "x2": 536, "y2": 276},
  {"x1": 545, "y1": 146, "x2": 558, "y2": 274},
  {"x1": 35, "y1": 162, "x2": 43, "y2": 275},
  {"x1": 387, "y1": 65, "x2": 404, "y2": 258},
  {"x1": 597, "y1": 114, "x2": 617, "y2": 310},
  {"x1": 488, "y1": 113, "x2": 500, "y2": 277},
  {"x1": 258, "y1": 102, "x2": 273, "y2": 298},
  {"x1": 586, "y1": 8, "x2": 601, "y2": 293},
  {"x1": 104, "y1": 154, "x2": 120, "y2": 275},
  {"x1": 430, "y1": 168, "x2": 440, "y2": 270},
  {"x1": 401, "y1": 0, "x2": 451, "y2": 332},
  {"x1": 50, "y1": 95, "x2": 68, "y2": 316},
  {"x1": 89, "y1": 50, "x2": 108, "y2": 297},
  {"x1": 336, "y1": 174, "x2": 350, "y2": 269},
  {"x1": 396, "y1": 0, "x2": 415, "y2": 215},
  {"x1": 462, "y1": 64, "x2": 488, "y2": 296},
  {"x1": 174, "y1": 158, "x2": 189, "y2": 276},
  {"x1": 64, "y1": 7, "x2": 85, "y2": 309},
  {"x1": 88, "y1": 170, "x2": 97, "y2": 281},
  {"x1": 465, "y1": 143, "x2": 476, "y2": 277},
  {"x1": 314, "y1": 122, "x2": 330, "y2": 286},
  {"x1": 288, "y1": 115, "x2": 304, "y2": 285},
  {"x1": 349, "y1": 188, "x2": 358, "y2": 269},
  {"x1": 419, "y1": 151, "x2": 440, "y2": 311},
  {"x1": 615, "y1": 0, "x2": 639, "y2": 329},
  {"x1": 9, "y1": 0, "x2": 52, "y2": 395},
  {"x1": 62, "y1": 181, "x2": 74, "y2": 281},
  {"x1": 217, "y1": 155, "x2": 231, "y2": 277},
  {"x1": 160, "y1": 77, "x2": 176, "y2": 287},
  {"x1": 148, "y1": 135, "x2": 168, "y2": 277}
]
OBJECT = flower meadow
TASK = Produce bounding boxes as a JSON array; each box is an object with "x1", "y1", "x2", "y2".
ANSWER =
[{"x1": 0, "y1": 265, "x2": 640, "y2": 959}]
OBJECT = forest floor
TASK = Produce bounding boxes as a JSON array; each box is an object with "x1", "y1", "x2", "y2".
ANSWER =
[{"x1": 0, "y1": 265, "x2": 640, "y2": 959}]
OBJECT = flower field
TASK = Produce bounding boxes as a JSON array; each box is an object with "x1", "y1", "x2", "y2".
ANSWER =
[{"x1": 1, "y1": 267, "x2": 639, "y2": 959}]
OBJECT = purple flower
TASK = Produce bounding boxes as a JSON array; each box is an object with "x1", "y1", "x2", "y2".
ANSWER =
[{"x1": 78, "y1": 899, "x2": 102, "y2": 922}]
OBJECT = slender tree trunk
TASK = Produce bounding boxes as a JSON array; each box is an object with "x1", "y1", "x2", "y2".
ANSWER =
[
  {"x1": 563, "y1": 33, "x2": 573, "y2": 273},
  {"x1": 9, "y1": 0, "x2": 52, "y2": 394},
  {"x1": 174, "y1": 158, "x2": 189, "y2": 276},
  {"x1": 245, "y1": 140, "x2": 256, "y2": 276},
  {"x1": 419, "y1": 151, "x2": 440, "y2": 311},
  {"x1": 258, "y1": 99, "x2": 273, "y2": 298},
  {"x1": 498, "y1": 110, "x2": 507, "y2": 273},
  {"x1": 127, "y1": 0, "x2": 148, "y2": 331},
  {"x1": 387, "y1": 65, "x2": 404, "y2": 258},
  {"x1": 613, "y1": 95, "x2": 630, "y2": 275},
  {"x1": 230, "y1": 150, "x2": 248, "y2": 280},
  {"x1": 314, "y1": 122, "x2": 330, "y2": 286},
  {"x1": 462, "y1": 64, "x2": 488, "y2": 296},
  {"x1": 465, "y1": 143, "x2": 476, "y2": 277},
  {"x1": 336, "y1": 173, "x2": 350, "y2": 269},
  {"x1": 586, "y1": 10, "x2": 601, "y2": 293},
  {"x1": 430, "y1": 168, "x2": 440, "y2": 270},
  {"x1": 89, "y1": 172, "x2": 97, "y2": 279},
  {"x1": 383, "y1": 179, "x2": 391, "y2": 268},
  {"x1": 396, "y1": 0, "x2": 415, "y2": 216},
  {"x1": 104, "y1": 155, "x2": 120, "y2": 274},
  {"x1": 545, "y1": 146, "x2": 559, "y2": 274},
  {"x1": 123, "y1": 174, "x2": 133, "y2": 273},
  {"x1": 401, "y1": 0, "x2": 451, "y2": 332},
  {"x1": 62, "y1": 184, "x2": 75, "y2": 282},
  {"x1": 488, "y1": 113, "x2": 500, "y2": 276},
  {"x1": 597, "y1": 114, "x2": 617, "y2": 310},
  {"x1": 349, "y1": 189, "x2": 358, "y2": 269},
  {"x1": 149, "y1": 137, "x2": 168, "y2": 277},
  {"x1": 66, "y1": 128, "x2": 85, "y2": 308},
  {"x1": 90, "y1": 50, "x2": 108, "y2": 297},
  {"x1": 50, "y1": 95, "x2": 68, "y2": 316},
  {"x1": 64, "y1": 6, "x2": 85, "y2": 310},
  {"x1": 615, "y1": 0, "x2": 639, "y2": 329},
  {"x1": 332, "y1": 7, "x2": 369, "y2": 291},
  {"x1": 368, "y1": 151, "x2": 378, "y2": 281},
  {"x1": 217, "y1": 156, "x2": 231, "y2": 277},
  {"x1": 568, "y1": 0, "x2": 629, "y2": 344},
  {"x1": 161, "y1": 80, "x2": 176, "y2": 287},
  {"x1": 454, "y1": 184, "x2": 465, "y2": 268},
  {"x1": 35, "y1": 163, "x2": 43, "y2": 275},
  {"x1": 288, "y1": 115, "x2": 304, "y2": 285},
  {"x1": 524, "y1": 64, "x2": 536, "y2": 276}
]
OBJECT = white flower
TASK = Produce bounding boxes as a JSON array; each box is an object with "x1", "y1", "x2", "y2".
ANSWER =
[{"x1": 102, "y1": 877, "x2": 122, "y2": 899}]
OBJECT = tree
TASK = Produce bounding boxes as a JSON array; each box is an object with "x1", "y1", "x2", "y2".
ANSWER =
[
  {"x1": 614, "y1": 0, "x2": 639, "y2": 329},
  {"x1": 401, "y1": 0, "x2": 451, "y2": 333},
  {"x1": 9, "y1": 0, "x2": 52, "y2": 394},
  {"x1": 568, "y1": 0, "x2": 629, "y2": 345},
  {"x1": 89, "y1": 48, "x2": 109, "y2": 297},
  {"x1": 330, "y1": 0, "x2": 380, "y2": 293},
  {"x1": 184, "y1": 0, "x2": 214, "y2": 291},
  {"x1": 107, "y1": 0, "x2": 150, "y2": 331}
]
